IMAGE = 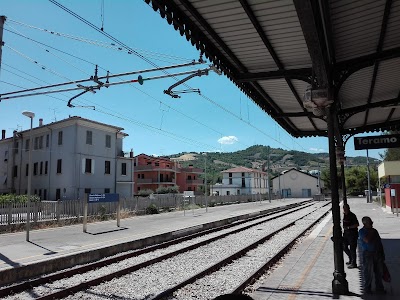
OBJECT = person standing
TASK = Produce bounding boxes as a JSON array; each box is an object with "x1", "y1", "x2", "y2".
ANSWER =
[
  {"x1": 359, "y1": 216, "x2": 386, "y2": 294},
  {"x1": 342, "y1": 204, "x2": 359, "y2": 268}
]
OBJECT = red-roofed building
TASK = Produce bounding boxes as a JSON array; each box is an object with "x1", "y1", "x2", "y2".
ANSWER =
[
  {"x1": 134, "y1": 154, "x2": 204, "y2": 194},
  {"x1": 210, "y1": 166, "x2": 268, "y2": 196}
]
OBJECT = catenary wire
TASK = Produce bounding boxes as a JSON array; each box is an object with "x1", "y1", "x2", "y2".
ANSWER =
[
  {"x1": 48, "y1": 0, "x2": 304, "y2": 152},
  {"x1": 7, "y1": 5, "x2": 307, "y2": 152},
  {"x1": 0, "y1": 79, "x2": 219, "y2": 151}
]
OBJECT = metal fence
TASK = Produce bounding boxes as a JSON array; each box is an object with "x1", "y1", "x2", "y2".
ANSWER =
[{"x1": 0, "y1": 193, "x2": 272, "y2": 226}]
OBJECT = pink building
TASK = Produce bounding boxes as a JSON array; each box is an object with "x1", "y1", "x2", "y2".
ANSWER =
[{"x1": 134, "y1": 154, "x2": 204, "y2": 194}]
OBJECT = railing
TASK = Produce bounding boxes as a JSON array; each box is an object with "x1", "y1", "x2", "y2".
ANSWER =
[
  {"x1": 135, "y1": 165, "x2": 175, "y2": 171},
  {"x1": 186, "y1": 179, "x2": 204, "y2": 184},
  {"x1": 136, "y1": 178, "x2": 153, "y2": 183},
  {"x1": 180, "y1": 167, "x2": 203, "y2": 173},
  {"x1": 0, "y1": 193, "x2": 276, "y2": 229}
]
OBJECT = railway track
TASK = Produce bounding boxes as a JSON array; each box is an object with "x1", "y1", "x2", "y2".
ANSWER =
[{"x1": 2, "y1": 200, "x2": 329, "y2": 300}]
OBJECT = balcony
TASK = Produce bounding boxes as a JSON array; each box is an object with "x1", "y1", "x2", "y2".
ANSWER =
[
  {"x1": 180, "y1": 167, "x2": 203, "y2": 173},
  {"x1": 135, "y1": 165, "x2": 175, "y2": 171},
  {"x1": 186, "y1": 179, "x2": 204, "y2": 185},
  {"x1": 136, "y1": 178, "x2": 175, "y2": 184}
]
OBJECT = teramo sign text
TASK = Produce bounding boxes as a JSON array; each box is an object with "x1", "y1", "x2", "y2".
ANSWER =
[{"x1": 354, "y1": 134, "x2": 400, "y2": 150}]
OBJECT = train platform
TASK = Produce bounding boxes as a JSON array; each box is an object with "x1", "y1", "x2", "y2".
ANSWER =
[
  {"x1": 1, "y1": 197, "x2": 398, "y2": 299},
  {"x1": 0, "y1": 198, "x2": 307, "y2": 286},
  {"x1": 251, "y1": 197, "x2": 400, "y2": 299}
]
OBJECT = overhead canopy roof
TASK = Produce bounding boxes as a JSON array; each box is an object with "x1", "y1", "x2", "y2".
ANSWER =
[{"x1": 147, "y1": 0, "x2": 400, "y2": 138}]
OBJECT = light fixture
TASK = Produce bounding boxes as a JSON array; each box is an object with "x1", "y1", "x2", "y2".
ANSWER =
[{"x1": 303, "y1": 85, "x2": 333, "y2": 116}]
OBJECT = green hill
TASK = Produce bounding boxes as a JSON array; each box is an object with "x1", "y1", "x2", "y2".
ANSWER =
[{"x1": 168, "y1": 145, "x2": 380, "y2": 186}]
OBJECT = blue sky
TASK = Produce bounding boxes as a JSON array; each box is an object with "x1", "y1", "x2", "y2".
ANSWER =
[{"x1": 0, "y1": 0, "x2": 384, "y2": 159}]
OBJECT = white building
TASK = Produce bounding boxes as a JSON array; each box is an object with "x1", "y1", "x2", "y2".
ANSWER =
[
  {"x1": 210, "y1": 166, "x2": 268, "y2": 196},
  {"x1": 0, "y1": 116, "x2": 134, "y2": 200},
  {"x1": 271, "y1": 168, "x2": 323, "y2": 198}
]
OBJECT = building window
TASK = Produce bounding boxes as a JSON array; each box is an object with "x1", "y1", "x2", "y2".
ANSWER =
[
  {"x1": 39, "y1": 136, "x2": 43, "y2": 149},
  {"x1": 40, "y1": 161, "x2": 43, "y2": 175},
  {"x1": 229, "y1": 178, "x2": 233, "y2": 184},
  {"x1": 104, "y1": 188, "x2": 110, "y2": 193},
  {"x1": 105, "y1": 161, "x2": 111, "y2": 174},
  {"x1": 121, "y1": 163, "x2": 127, "y2": 175},
  {"x1": 187, "y1": 175, "x2": 192, "y2": 180},
  {"x1": 56, "y1": 188, "x2": 61, "y2": 200},
  {"x1": 13, "y1": 165, "x2": 18, "y2": 177},
  {"x1": 26, "y1": 164, "x2": 29, "y2": 176},
  {"x1": 34, "y1": 189, "x2": 37, "y2": 195},
  {"x1": 33, "y1": 162, "x2": 38, "y2": 175},
  {"x1": 43, "y1": 189, "x2": 47, "y2": 200},
  {"x1": 155, "y1": 162, "x2": 159, "y2": 166},
  {"x1": 188, "y1": 187, "x2": 192, "y2": 191},
  {"x1": 84, "y1": 188, "x2": 91, "y2": 194},
  {"x1": 242, "y1": 172, "x2": 245, "y2": 177},
  {"x1": 45, "y1": 161, "x2": 48, "y2": 175},
  {"x1": 34, "y1": 137, "x2": 38, "y2": 150},
  {"x1": 25, "y1": 139, "x2": 30, "y2": 151},
  {"x1": 85, "y1": 159, "x2": 92, "y2": 173},
  {"x1": 14, "y1": 141, "x2": 19, "y2": 153},
  {"x1": 105, "y1": 135, "x2": 111, "y2": 148},
  {"x1": 137, "y1": 174, "x2": 140, "y2": 178},
  {"x1": 58, "y1": 131, "x2": 63, "y2": 145},
  {"x1": 147, "y1": 161, "x2": 152, "y2": 165},
  {"x1": 38, "y1": 189, "x2": 42, "y2": 199},
  {"x1": 141, "y1": 174, "x2": 144, "y2": 179},
  {"x1": 229, "y1": 172, "x2": 232, "y2": 177},
  {"x1": 86, "y1": 130, "x2": 93, "y2": 145},
  {"x1": 242, "y1": 178, "x2": 245, "y2": 187},
  {"x1": 46, "y1": 134, "x2": 49, "y2": 147},
  {"x1": 226, "y1": 191, "x2": 230, "y2": 195},
  {"x1": 57, "y1": 159, "x2": 62, "y2": 174}
]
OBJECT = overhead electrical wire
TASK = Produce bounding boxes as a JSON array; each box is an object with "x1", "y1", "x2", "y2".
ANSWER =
[
  {"x1": 7, "y1": 2, "x2": 307, "y2": 152},
  {"x1": 0, "y1": 78, "x2": 219, "y2": 150},
  {"x1": 7, "y1": 19, "x2": 193, "y2": 64},
  {"x1": 2, "y1": 37, "x2": 229, "y2": 142}
]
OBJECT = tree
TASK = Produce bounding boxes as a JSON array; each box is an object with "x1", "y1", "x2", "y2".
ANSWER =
[
  {"x1": 345, "y1": 166, "x2": 378, "y2": 196},
  {"x1": 321, "y1": 165, "x2": 378, "y2": 196}
]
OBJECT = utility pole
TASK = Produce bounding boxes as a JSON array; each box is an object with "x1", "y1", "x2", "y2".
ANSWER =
[
  {"x1": 366, "y1": 149, "x2": 372, "y2": 203},
  {"x1": 0, "y1": 16, "x2": 6, "y2": 75}
]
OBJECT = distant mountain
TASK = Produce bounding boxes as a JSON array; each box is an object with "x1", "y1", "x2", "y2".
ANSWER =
[{"x1": 168, "y1": 145, "x2": 380, "y2": 185}]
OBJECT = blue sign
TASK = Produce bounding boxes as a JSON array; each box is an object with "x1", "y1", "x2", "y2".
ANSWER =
[{"x1": 88, "y1": 193, "x2": 119, "y2": 203}]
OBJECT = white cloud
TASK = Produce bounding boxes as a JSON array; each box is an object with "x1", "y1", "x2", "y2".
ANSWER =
[
  {"x1": 218, "y1": 136, "x2": 239, "y2": 145},
  {"x1": 309, "y1": 147, "x2": 325, "y2": 152}
]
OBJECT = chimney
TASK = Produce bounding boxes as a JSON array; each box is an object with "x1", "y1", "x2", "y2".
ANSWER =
[
  {"x1": 39, "y1": 118, "x2": 43, "y2": 126},
  {"x1": 1, "y1": 130, "x2": 5, "y2": 139},
  {"x1": 130, "y1": 149, "x2": 134, "y2": 158}
]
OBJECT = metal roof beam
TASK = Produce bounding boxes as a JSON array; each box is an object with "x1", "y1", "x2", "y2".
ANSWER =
[
  {"x1": 240, "y1": 0, "x2": 318, "y2": 131},
  {"x1": 239, "y1": 0, "x2": 283, "y2": 70},
  {"x1": 340, "y1": 97, "x2": 400, "y2": 116},
  {"x1": 236, "y1": 68, "x2": 312, "y2": 83},
  {"x1": 293, "y1": 0, "x2": 331, "y2": 88},
  {"x1": 363, "y1": 0, "x2": 393, "y2": 127}
]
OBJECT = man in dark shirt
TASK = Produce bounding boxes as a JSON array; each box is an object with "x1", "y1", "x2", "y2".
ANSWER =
[{"x1": 342, "y1": 204, "x2": 359, "y2": 268}]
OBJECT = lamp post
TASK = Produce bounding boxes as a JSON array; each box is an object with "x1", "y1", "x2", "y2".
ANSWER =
[
  {"x1": 203, "y1": 153, "x2": 208, "y2": 212},
  {"x1": 22, "y1": 110, "x2": 35, "y2": 242}
]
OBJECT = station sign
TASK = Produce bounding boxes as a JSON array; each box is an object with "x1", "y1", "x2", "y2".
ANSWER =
[
  {"x1": 354, "y1": 134, "x2": 400, "y2": 150},
  {"x1": 88, "y1": 193, "x2": 119, "y2": 203}
]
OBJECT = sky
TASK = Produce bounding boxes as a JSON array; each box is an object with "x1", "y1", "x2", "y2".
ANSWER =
[{"x1": 0, "y1": 0, "x2": 384, "y2": 159}]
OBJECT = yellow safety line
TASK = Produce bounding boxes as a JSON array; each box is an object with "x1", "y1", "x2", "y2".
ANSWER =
[{"x1": 287, "y1": 226, "x2": 333, "y2": 300}]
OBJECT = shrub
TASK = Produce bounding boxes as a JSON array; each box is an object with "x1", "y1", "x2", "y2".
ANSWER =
[
  {"x1": 0, "y1": 194, "x2": 41, "y2": 204},
  {"x1": 138, "y1": 189, "x2": 154, "y2": 197},
  {"x1": 156, "y1": 185, "x2": 179, "y2": 194},
  {"x1": 146, "y1": 204, "x2": 159, "y2": 214}
]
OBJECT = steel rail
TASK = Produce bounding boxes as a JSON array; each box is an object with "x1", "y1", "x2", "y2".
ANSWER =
[
  {"x1": 0, "y1": 201, "x2": 314, "y2": 298},
  {"x1": 231, "y1": 204, "x2": 331, "y2": 294},
  {"x1": 152, "y1": 203, "x2": 331, "y2": 299}
]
